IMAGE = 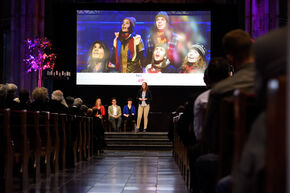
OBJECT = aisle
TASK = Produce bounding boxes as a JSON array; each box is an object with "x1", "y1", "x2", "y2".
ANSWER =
[{"x1": 28, "y1": 151, "x2": 188, "y2": 193}]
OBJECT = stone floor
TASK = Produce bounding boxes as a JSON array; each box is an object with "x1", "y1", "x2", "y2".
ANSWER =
[{"x1": 27, "y1": 150, "x2": 188, "y2": 193}]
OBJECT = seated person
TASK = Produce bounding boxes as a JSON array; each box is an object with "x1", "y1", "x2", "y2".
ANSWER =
[
  {"x1": 144, "y1": 43, "x2": 175, "y2": 73},
  {"x1": 122, "y1": 97, "x2": 136, "y2": 131},
  {"x1": 92, "y1": 98, "x2": 105, "y2": 120},
  {"x1": 28, "y1": 87, "x2": 49, "y2": 111},
  {"x1": 108, "y1": 97, "x2": 122, "y2": 132},
  {"x1": 194, "y1": 57, "x2": 231, "y2": 141},
  {"x1": 49, "y1": 90, "x2": 69, "y2": 114}
]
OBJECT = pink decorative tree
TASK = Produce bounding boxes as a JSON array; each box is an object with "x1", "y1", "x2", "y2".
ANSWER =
[{"x1": 23, "y1": 37, "x2": 56, "y2": 87}]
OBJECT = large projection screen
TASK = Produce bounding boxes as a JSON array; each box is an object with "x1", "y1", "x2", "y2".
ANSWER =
[{"x1": 76, "y1": 10, "x2": 211, "y2": 86}]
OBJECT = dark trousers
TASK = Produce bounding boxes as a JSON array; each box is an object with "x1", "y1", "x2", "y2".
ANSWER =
[
  {"x1": 109, "y1": 116, "x2": 122, "y2": 131},
  {"x1": 123, "y1": 116, "x2": 135, "y2": 131}
]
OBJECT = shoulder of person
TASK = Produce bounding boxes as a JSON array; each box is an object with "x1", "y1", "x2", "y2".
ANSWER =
[{"x1": 134, "y1": 34, "x2": 142, "y2": 44}]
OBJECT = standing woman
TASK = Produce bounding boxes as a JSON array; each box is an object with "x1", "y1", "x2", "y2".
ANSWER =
[{"x1": 136, "y1": 82, "x2": 152, "y2": 132}]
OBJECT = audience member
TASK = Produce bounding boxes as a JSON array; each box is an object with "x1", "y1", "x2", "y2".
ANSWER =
[
  {"x1": 108, "y1": 97, "x2": 122, "y2": 132},
  {"x1": 17, "y1": 89, "x2": 31, "y2": 110},
  {"x1": 28, "y1": 87, "x2": 49, "y2": 111},
  {"x1": 233, "y1": 26, "x2": 287, "y2": 193},
  {"x1": 5, "y1": 83, "x2": 19, "y2": 109},
  {"x1": 69, "y1": 97, "x2": 83, "y2": 115},
  {"x1": 194, "y1": 57, "x2": 230, "y2": 141},
  {"x1": 203, "y1": 29, "x2": 255, "y2": 154},
  {"x1": 194, "y1": 29, "x2": 255, "y2": 193},
  {"x1": 66, "y1": 96, "x2": 75, "y2": 108},
  {"x1": 123, "y1": 97, "x2": 136, "y2": 131},
  {"x1": 49, "y1": 90, "x2": 69, "y2": 114}
]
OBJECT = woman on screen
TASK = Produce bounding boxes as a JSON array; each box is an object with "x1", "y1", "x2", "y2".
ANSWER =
[
  {"x1": 144, "y1": 43, "x2": 175, "y2": 73},
  {"x1": 136, "y1": 82, "x2": 152, "y2": 132},
  {"x1": 146, "y1": 11, "x2": 182, "y2": 70},
  {"x1": 179, "y1": 44, "x2": 207, "y2": 73},
  {"x1": 82, "y1": 40, "x2": 110, "y2": 72},
  {"x1": 110, "y1": 17, "x2": 145, "y2": 73}
]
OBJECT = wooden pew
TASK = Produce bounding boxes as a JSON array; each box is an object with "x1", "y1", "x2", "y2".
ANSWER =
[
  {"x1": 10, "y1": 110, "x2": 29, "y2": 190},
  {"x1": 82, "y1": 117, "x2": 87, "y2": 160},
  {"x1": 39, "y1": 112, "x2": 51, "y2": 177},
  {"x1": 49, "y1": 113, "x2": 59, "y2": 173},
  {"x1": 66, "y1": 115, "x2": 77, "y2": 168},
  {"x1": 58, "y1": 114, "x2": 67, "y2": 170},
  {"x1": 26, "y1": 111, "x2": 41, "y2": 183},
  {"x1": 217, "y1": 97, "x2": 234, "y2": 179},
  {"x1": 0, "y1": 109, "x2": 13, "y2": 193},
  {"x1": 266, "y1": 76, "x2": 286, "y2": 193},
  {"x1": 76, "y1": 116, "x2": 83, "y2": 162},
  {"x1": 86, "y1": 117, "x2": 92, "y2": 160},
  {"x1": 232, "y1": 91, "x2": 258, "y2": 169}
]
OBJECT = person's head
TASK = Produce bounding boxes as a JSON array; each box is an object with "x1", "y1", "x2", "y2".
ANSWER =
[
  {"x1": 222, "y1": 29, "x2": 253, "y2": 69},
  {"x1": 6, "y1": 83, "x2": 18, "y2": 99},
  {"x1": 87, "y1": 108, "x2": 93, "y2": 116},
  {"x1": 121, "y1": 17, "x2": 136, "y2": 34},
  {"x1": 32, "y1": 87, "x2": 49, "y2": 102},
  {"x1": 88, "y1": 41, "x2": 110, "y2": 68},
  {"x1": 95, "y1": 98, "x2": 102, "y2": 106},
  {"x1": 111, "y1": 97, "x2": 117, "y2": 105},
  {"x1": 19, "y1": 89, "x2": 30, "y2": 104},
  {"x1": 73, "y1": 98, "x2": 83, "y2": 108},
  {"x1": 141, "y1": 82, "x2": 149, "y2": 91},
  {"x1": 153, "y1": 44, "x2": 167, "y2": 62},
  {"x1": 127, "y1": 97, "x2": 133, "y2": 105},
  {"x1": 66, "y1": 96, "x2": 74, "y2": 107},
  {"x1": 206, "y1": 57, "x2": 231, "y2": 88},
  {"x1": 80, "y1": 104, "x2": 88, "y2": 115},
  {"x1": 155, "y1": 11, "x2": 169, "y2": 31},
  {"x1": 183, "y1": 44, "x2": 206, "y2": 69},
  {"x1": 51, "y1": 90, "x2": 64, "y2": 102}
]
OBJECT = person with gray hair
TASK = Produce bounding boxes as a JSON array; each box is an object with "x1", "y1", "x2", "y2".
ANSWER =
[
  {"x1": 69, "y1": 97, "x2": 83, "y2": 115},
  {"x1": 28, "y1": 87, "x2": 49, "y2": 111},
  {"x1": 49, "y1": 90, "x2": 68, "y2": 114},
  {"x1": 5, "y1": 83, "x2": 19, "y2": 109}
]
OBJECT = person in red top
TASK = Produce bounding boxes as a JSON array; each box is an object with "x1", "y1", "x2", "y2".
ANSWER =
[
  {"x1": 92, "y1": 98, "x2": 105, "y2": 119},
  {"x1": 92, "y1": 98, "x2": 106, "y2": 153}
]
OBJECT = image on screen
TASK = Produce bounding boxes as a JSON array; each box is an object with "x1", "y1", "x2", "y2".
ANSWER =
[{"x1": 77, "y1": 10, "x2": 211, "y2": 86}]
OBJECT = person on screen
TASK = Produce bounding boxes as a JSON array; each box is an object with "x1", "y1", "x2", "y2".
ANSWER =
[
  {"x1": 109, "y1": 17, "x2": 145, "y2": 73},
  {"x1": 144, "y1": 43, "x2": 175, "y2": 73},
  {"x1": 180, "y1": 44, "x2": 207, "y2": 73},
  {"x1": 82, "y1": 40, "x2": 110, "y2": 72},
  {"x1": 136, "y1": 82, "x2": 152, "y2": 132},
  {"x1": 122, "y1": 97, "x2": 136, "y2": 132},
  {"x1": 146, "y1": 11, "x2": 182, "y2": 70}
]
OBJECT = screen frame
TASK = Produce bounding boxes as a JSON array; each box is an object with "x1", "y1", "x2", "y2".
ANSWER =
[{"x1": 74, "y1": 3, "x2": 213, "y2": 87}]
